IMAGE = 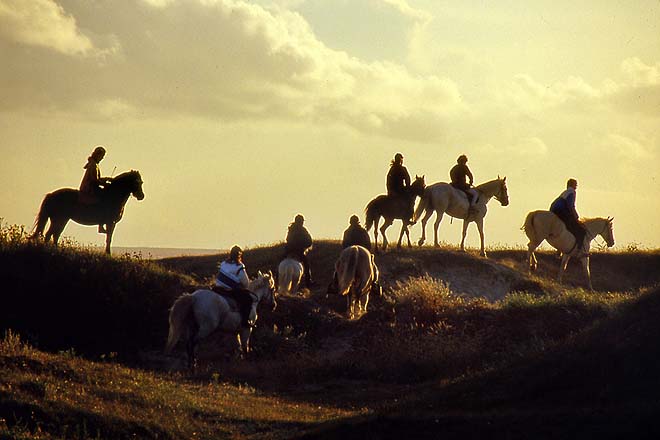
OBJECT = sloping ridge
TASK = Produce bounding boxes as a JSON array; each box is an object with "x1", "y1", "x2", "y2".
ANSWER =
[{"x1": 296, "y1": 285, "x2": 660, "y2": 439}]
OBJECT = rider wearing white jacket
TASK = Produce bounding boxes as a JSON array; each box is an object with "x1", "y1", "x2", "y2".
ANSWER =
[{"x1": 213, "y1": 246, "x2": 256, "y2": 327}]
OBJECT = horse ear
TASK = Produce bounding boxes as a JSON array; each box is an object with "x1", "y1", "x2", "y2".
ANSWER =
[
  {"x1": 258, "y1": 270, "x2": 263, "y2": 277},
  {"x1": 503, "y1": 176, "x2": 506, "y2": 182}
]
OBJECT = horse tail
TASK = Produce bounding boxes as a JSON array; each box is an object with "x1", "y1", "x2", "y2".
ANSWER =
[
  {"x1": 277, "y1": 261, "x2": 292, "y2": 294},
  {"x1": 165, "y1": 293, "x2": 195, "y2": 354},
  {"x1": 337, "y1": 247, "x2": 358, "y2": 296},
  {"x1": 413, "y1": 189, "x2": 429, "y2": 223},
  {"x1": 522, "y1": 211, "x2": 537, "y2": 241},
  {"x1": 365, "y1": 199, "x2": 378, "y2": 231},
  {"x1": 30, "y1": 193, "x2": 52, "y2": 238}
]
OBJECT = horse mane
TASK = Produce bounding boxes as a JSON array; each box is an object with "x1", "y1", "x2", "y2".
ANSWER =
[
  {"x1": 112, "y1": 170, "x2": 140, "y2": 182},
  {"x1": 249, "y1": 272, "x2": 271, "y2": 291}
]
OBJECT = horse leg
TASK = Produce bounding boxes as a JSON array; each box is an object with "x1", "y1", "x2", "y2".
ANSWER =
[
  {"x1": 373, "y1": 218, "x2": 380, "y2": 253},
  {"x1": 527, "y1": 241, "x2": 541, "y2": 273},
  {"x1": 238, "y1": 328, "x2": 252, "y2": 359},
  {"x1": 104, "y1": 222, "x2": 116, "y2": 255},
  {"x1": 396, "y1": 222, "x2": 407, "y2": 249},
  {"x1": 558, "y1": 254, "x2": 571, "y2": 285},
  {"x1": 418, "y1": 209, "x2": 433, "y2": 246},
  {"x1": 380, "y1": 219, "x2": 393, "y2": 251},
  {"x1": 186, "y1": 332, "x2": 197, "y2": 371},
  {"x1": 460, "y1": 220, "x2": 470, "y2": 252},
  {"x1": 476, "y1": 218, "x2": 487, "y2": 258},
  {"x1": 404, "y1": 222, "x2": 412, "y2": 247},
  {"x1": 433, "y1": 212, "x2": 444, "y2": 247},
  {"x1": 581, "y1": 256, "x2": 593, "y2": 291},
  {"x1": 49, "y1": 219, "x2": 69, "y2": 247}
]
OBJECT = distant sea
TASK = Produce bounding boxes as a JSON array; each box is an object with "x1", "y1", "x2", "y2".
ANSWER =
[{"x1": 92, "y1": 246, "x2": 221, "y2": 259}]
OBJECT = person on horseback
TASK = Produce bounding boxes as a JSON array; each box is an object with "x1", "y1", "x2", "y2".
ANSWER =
[
  {"x1": 342, "y1": 215, "x2": 371, "y2": 251},
  {"x1": 550, "y1": 178, "x2": 587, "y2": 255},
  {"x1": 329, "y1": 215, "x2": 380, "y2": 297},
  {"x1": 450, "y1": 154, "x2": 478, "y2": 212},
  {"x1": 386, "y1": 153, "x2": 411, "y2": 197},
  {"x1": 285, "y1": 214, "x2": 316, "y2": 287},
  {"x1": 212, "y1": 245, "x2": 256, "y2": 328},
  {"x1": 79, "y1": 145, "x2": 112, "y2": 232}
]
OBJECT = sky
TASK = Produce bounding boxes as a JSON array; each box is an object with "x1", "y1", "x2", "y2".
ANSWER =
[{"x1": 1, "y1": 0, "x2": 659, "y2": 251}]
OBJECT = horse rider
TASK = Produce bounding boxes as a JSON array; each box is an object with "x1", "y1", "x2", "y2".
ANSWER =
[
  {"x1": 336, "y1": 215, "x2": 381, "y2": 296},
  {"x1": 212, "y1": 245, "x2": 256, "y2": 328},
  {"x1": 285, "y1": 214, "x2": 316, "y2": 287},
  {"x1": 79, "y1": 145, "x2": 112, "y2": 232},
  {"x1": 386, "y1": 152, "x2": 411, "y2": 198},
  {"x1": 550, "y1": 178, "x2": 587, "y2": 255},
  {"x1": 450, "y1": 154, "x2": 478, "y2": 212},
  {"x1": 342, "y1": 215, "x2": 371, "y2": 251}
]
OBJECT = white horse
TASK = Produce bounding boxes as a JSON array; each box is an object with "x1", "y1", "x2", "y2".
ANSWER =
[
  {"x1": 414, "y1": 177, "x2": 509, "y2": 257},
  {"x1": 165, "y1": 271, "x2": 276, "y2": 368},
  {"x1": 332, "y1": 245, "x2": 378, "y2": 319},
  {"x1": 278, "y1": 257, "x2": 303, "y2": 295},
  {"x1": 523, "y1": 212, "x2": 615, "y2": 290}
]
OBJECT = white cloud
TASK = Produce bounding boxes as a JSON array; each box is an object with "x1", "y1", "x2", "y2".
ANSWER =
[
  {"x1": 1, "y1": 0, "x2": 465, "y2": 141},
  {"x1": 0, "y1": 0, "x2": 94, "y2": 55},
  {"x1": 379, "y1": 0, "x2": 432, "y2": 23}
]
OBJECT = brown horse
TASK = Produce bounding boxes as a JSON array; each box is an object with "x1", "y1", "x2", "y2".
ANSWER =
[
  {"x1": 365, "y1": 175, "x2": 426, "y2": 251},
  {"x1": 332, "y1": 245, "x2": 378, "y2": 319},
  {"x1": 30, "y1": 170, "x2": 144, "y2": 254}
]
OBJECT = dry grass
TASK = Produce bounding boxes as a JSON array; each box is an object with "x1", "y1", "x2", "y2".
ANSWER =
[{"x1": 1, "y1": 222, "x2": 659, "y2": 439}]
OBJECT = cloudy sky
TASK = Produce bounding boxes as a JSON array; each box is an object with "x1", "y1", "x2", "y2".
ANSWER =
[{"x1": 1, "y1": 0, "x2": 658, "y2": 251}]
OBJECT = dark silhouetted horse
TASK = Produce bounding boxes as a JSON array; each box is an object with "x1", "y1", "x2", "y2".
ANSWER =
[
  {"x1": 365, "y1": 175, "x2": 425, "y2": 251},
  {"x1": 30, "y1": 170, "x2": 145, "y2": 254}
]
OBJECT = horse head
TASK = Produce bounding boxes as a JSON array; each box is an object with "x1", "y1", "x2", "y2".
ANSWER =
[
  {"x1": 411, "y1": 175, "x2": 426, "y2": 196},
  {"x1": 256, "y1": 270, "x2": 277, "y2": 311},
  {"x1": 495, "y1": 176, "x2": 509, "y2": 206},
  {"x1": 603, "y1": 217, "x2": 615, "y2": 247},
  {"x1": 112, "y1": 170, "x2": 145, "y2": 201}
]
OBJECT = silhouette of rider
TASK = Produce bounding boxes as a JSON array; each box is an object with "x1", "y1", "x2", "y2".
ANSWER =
[
  {"x1": 285, "y1": 214, "x2": 316, "y2": 287},
  {"x1": 550, "y1": 178, "x2": 587, "y2": 255},
  {"x1": 336, "y1": 214, "x2": 381, "y2": 296},
  {"x1": 450, "y1": 154, "x2": 478, "y2": 211},
  {"x1": 79, "y1": 145, "x2": 112, "y2": 232},
  {"x1": 342, "y1": 215, "x2": 371, "y2": 251},
  {"x1": 386, "y1": 153, "x2": 411, "y2": 197},
  {"x1": 212, "y1": 245, "x2": 255, "y2": 328}
]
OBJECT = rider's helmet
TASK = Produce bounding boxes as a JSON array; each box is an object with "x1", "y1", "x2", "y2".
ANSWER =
[
  {"x1": 349, "y1": 215, "x2": 360, "y2": 225},
  {"x1": 92, "y1": 145, "x2": 106, "y2": 161},
  {"x1": 567, "y1": 178, "x2": 578, "y2": 189},
  {"x1": 229, "y1": 245, "x2": 243, "y2": 261},
  {"x1": 394, "y1": 152, "x2": 404, "y2": 162},
  {"x1": 294, "y1": 214, "x2": 305, "y2": 224},
  {"x1": 457, "y1": 154, "x2": 468, "y2": 164}
]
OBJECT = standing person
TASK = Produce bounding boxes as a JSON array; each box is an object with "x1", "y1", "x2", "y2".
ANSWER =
[
  {"x1": 550, "y1": 178, "x2": 587, "y2": 255},
  {"x1": 212, "y1": 245, "x2": 255, "y2": 328},
  {"x1": 450, "y1": 154, "x2": 478, "y2": 211},
  {"x1": 79, "y1": 145, "x2": 112, "y2": 232},
  {"x1": 342, "y1": 215, "x2": 371, "y2": 251},
  {"x1": 386, "y1": 152, "x2": 411, "y2": 197},
  {"x1": 285, "y1": 214, "x2": 315, "y2": 287}
]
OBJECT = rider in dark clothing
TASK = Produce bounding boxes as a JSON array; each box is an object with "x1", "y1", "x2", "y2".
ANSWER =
[
  {"x1": 285, "y1": 214, "x2": 315, "y2": 287},
  {"x1": 386, "y1": 153, "x2": 411, "y2": 197},
  {"x1": 450, "y1": 154, "x2": 478, "y2": 209},
  {"x1": 550, "y1": 178, "x2": 587, "y2": 254},
  {"x1": 342, "y1": 215, "x2": 371, "y2": 251}
]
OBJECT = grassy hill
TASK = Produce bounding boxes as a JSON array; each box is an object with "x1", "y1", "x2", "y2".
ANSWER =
[{"x1": 1, "y1": 224, "x2": 659, "y2": 439}]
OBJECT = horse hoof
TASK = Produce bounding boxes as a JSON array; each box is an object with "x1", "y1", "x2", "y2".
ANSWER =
[{"x1": 417, "y1": 240, "x2": 424, "y2": 246}]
